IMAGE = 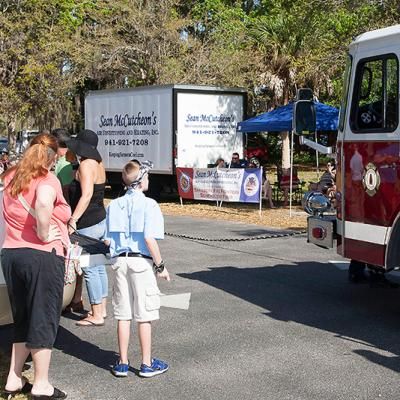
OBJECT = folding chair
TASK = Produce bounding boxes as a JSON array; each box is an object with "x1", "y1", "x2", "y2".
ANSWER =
[{"x1": 274, "y1": 167, "x2": 303, "y2": 204}]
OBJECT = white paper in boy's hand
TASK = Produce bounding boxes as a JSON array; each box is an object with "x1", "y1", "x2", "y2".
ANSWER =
[{"x1": 68, "y1": 243, "x2": 83, "y2": 260}]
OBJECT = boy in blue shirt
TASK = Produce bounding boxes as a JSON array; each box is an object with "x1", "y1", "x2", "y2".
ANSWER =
[{"x1": 105, "y1": 160, "x2": 170, "y2": 378}]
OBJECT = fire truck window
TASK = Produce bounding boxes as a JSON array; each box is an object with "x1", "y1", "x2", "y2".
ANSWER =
[
  {"x1": 356, "y1": 59, "x2": 383, "y2": 130},
  {"x1": 386, "y1": 58, "x2": 398, "y2": 129},
  {"x1": 351, "y1": 55, "x2": 398, "y2": 133}
]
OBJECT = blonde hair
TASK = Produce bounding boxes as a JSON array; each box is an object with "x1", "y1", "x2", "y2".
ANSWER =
[
  {"x1": 122, "y1": 161, "x2": 140, "y2": 186},
  {"x1": 2, "y1": 133, "x2": 58, "y2": 197}
]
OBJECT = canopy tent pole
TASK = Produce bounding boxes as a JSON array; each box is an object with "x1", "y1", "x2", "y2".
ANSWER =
[
  {"x1": 259, "y1": 166, "x2": 263, "y2": 217},
  {"x1": 289, "y1": 130, "x2": 294, "y2": 217},
  {"x1": 315, "y1": 131, "x2": 320, "y2": 179}
]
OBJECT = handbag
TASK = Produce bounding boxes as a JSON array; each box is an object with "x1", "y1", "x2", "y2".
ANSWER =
[
  {"x1": 17, "y1": 193, "x2": 81, "y2": 285},
  {"x1": 69, "y1": 231, "x2": 109, "y2": 255},
  {"x1": 64, "y1": 241, "x2": 83, "y2": 283}
]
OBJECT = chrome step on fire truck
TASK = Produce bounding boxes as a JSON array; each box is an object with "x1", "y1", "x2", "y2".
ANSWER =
[{"x1": 298, "y1": 25, "x2": 400, "y2": 278}]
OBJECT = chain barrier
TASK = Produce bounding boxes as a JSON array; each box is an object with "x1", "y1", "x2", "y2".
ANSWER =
[{"x1": 165, "y1": 230, "x2": 307, "y2": 242}]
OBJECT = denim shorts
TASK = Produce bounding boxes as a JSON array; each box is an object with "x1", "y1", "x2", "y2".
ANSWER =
[{"x1": 78, "y1": 219, "x2": 108, "y2": 305}]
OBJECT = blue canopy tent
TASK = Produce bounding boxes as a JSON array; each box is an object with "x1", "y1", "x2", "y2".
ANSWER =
[
  {"x1": 236, "y1": 101, "x2": 339, "y2": 132},
  {"x1": 236, "y1": 101, "x2": 339, "y2": 215}
]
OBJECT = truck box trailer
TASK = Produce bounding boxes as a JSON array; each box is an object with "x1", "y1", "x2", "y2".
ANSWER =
[{"x1": 85, "y1": 84, "x2": 247, "y2": 194}]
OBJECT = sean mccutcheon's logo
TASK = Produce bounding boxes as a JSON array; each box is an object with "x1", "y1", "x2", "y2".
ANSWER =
[
  {"x1": 179, "y1": 172, "x2": 191, "y2": 193},
  {"x1": 362, "y1": 162, "x2": 381, "y2": 197},
  {"x1": 243, "y1": 173, "x2": 260, "y2": 197}
]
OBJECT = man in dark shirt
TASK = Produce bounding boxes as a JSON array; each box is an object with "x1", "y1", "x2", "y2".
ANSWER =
[{"x1": 230, "y1": 152, "x2": 247, "y2": 168}]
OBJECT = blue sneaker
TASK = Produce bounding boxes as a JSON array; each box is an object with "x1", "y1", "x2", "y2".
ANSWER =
[
  {"x1": 139, "y1": 358, "x2": 169, "y2": 378},
  {"x1": 111, "y1": 360, "x2": 130, "y2": 377}
]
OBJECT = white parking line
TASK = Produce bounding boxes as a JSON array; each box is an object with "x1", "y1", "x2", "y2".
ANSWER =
[{"x1": 160, "y1": 292, "x2": 191, "y2": 310}]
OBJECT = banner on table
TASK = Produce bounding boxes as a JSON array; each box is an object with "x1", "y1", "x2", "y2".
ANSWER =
[{"x1": 176, "y1": 167, "x2": 262, "y2": 203}]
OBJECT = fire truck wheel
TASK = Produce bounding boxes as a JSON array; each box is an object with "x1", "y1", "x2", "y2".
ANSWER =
[
  {"x1": 348, "y1": 260, "x2": 368, "y2": 284},
  {"x1": 367, "y1": 267, "x2": 400, "y2": 289}
]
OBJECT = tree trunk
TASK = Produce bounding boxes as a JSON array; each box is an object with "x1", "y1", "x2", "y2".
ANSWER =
[
  {"x1": 74, "y1": 94, "x2": 83, "y2": 133},
  {"x1": 7, "y1": 118, "x2": 17, "y2": 160},
  {"x1": 281, "y1": 131, "x2": 290, "y2": 169}
]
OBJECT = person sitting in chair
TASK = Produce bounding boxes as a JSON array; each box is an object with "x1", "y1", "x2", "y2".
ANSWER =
[
  {"x1": 309, "y1": 161, "x2": 336, "y2": 200},
  {"x1": 230, "y1": 152, "x2": 248, "y2": 168},
  {"x1": 215, "y1": 158, "x2": 226, "y2": 168}
]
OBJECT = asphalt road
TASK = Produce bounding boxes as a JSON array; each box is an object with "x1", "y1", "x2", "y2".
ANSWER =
[{"x1": 1, "y1": 215, "x2": 400, "y2": 400}]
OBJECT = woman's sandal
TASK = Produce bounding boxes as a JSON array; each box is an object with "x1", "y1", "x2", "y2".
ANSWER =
[
  {"x1": 84, "y1": 311, "x2": 107, "y2": 319},
  {"x1": 75, "y1": 319, "x2": 104, "y2": 327},
  {"x1": 31, "y1": 387, "x2": 67, "y2": 399},
  {"x1": 3, "y1": 380, "x2": 32, "y2": 396}
]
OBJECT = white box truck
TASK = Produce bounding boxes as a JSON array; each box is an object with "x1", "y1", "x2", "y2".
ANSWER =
[{"x1": 85, "y1": 84, "x2": 247, "y2": 194}]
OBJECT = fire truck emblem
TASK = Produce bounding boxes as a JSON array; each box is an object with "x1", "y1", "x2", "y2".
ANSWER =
[{"x1": 362, "y1": 162, "x2": 381, "y2": 196}]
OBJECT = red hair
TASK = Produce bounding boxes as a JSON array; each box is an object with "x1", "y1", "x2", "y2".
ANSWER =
[{"x1": 2, "y1": 133, "x2": 58, "y2": 197}]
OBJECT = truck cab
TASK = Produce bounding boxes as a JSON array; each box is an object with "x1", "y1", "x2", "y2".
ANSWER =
[{"x1": 305, "y1": 25, "x2": 400, "y2": 272}]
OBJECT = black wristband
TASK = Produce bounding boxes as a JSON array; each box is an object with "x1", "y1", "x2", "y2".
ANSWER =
[{"x1": 153, "y1": 260, "x2": 165, "y2": 273}]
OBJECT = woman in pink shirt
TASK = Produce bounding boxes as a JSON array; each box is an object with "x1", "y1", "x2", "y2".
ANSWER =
[{"x1": 1, "y1": 133, "x2": 70, "y2": 400}]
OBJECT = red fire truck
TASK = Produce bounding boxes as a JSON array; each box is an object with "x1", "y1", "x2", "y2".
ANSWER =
[{"x1": 300, "y1": 25, "x2": 400, "y2": 282}]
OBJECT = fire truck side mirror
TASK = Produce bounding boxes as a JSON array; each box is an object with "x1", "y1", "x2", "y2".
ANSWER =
[{"x1": 293, "y1": 100, "x2": 316, "y2": 135}]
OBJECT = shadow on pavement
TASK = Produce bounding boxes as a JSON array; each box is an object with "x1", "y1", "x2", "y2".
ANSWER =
[
  {"x1": 0, "y1": 325, "x2": 117, "y2": 372},
  {"x1": 178, "y1": 261, "x2": 400, "y2": 373},
  {"x1": 54, "y1": 326, "x2": 117, "y2": 371}
]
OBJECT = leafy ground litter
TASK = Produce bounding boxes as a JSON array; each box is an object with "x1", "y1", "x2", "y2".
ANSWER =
[{"x1": 158, "y1": 200, "x2": 308, "y2": 230}]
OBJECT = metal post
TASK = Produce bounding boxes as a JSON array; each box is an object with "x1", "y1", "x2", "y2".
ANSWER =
[
  {"x1": 289, "y1": 130, "x2": 294, "y2": 217},
  {"x1": 259, "y1": 166, "x2": 263, "y2": 217}
]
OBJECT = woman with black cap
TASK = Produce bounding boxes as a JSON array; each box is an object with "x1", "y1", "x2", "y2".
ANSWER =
[{"x1": 66, "y1": 129, "x2": 108, "y2": 327}]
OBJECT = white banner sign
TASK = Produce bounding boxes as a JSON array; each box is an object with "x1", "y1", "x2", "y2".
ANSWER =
[{"x1": 177, "y1": 167, "x2": 262, "y2": 203}]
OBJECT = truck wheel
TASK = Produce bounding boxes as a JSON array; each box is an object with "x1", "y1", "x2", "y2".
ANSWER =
[
  {"x1": 367, "y1": 265, "x2": 399, "y2": 288},
  {"x1": 348, "y1": 260, "x2": 368, "y2": 283}
]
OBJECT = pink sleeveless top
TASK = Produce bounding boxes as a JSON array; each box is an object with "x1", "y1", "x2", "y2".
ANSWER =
[{"x1": 3, "y1": 171, "x2": 71, "y2": 257}]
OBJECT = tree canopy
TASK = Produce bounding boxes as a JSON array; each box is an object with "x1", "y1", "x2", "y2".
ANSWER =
[{"x1": 0, "y1": 0, "x2": 399, "y2": 142}]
